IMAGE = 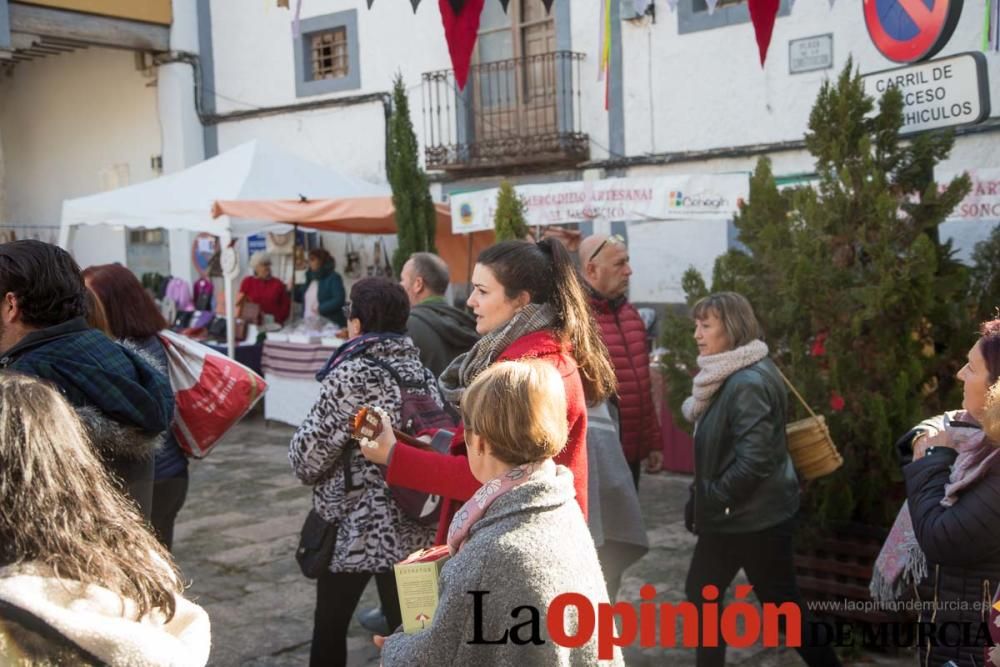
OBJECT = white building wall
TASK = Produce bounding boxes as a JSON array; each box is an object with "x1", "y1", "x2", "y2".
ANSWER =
[
  {"x1": 162, "y1": 0, "x2": 207, "y2": 283},
  {"x1": 208, "y1": 0, "x2": 615, "y2": 173},
  {"x1": 619, "y1": 0, "x2": 1000, "y2": 283},
  {"x1": 621, "y1": 0, "x2": 1000, "y2": 159},
  {"x1": 0, "y1": 46, "x2": 162, "y2": 264},
  {"x1": 570, "y1": 0, "x2": 612, "y2": 161},
  {"x1": 199, "y1": 0, "x2": 1000, "y2": 300},
  {"x1": 209, "y1": 0, "x2": 451, "y2": 178}
]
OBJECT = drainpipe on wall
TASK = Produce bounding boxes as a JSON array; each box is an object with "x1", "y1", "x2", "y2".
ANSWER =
[{"x1": 152, "y1": 51, "x2": 393, "y2": 177}]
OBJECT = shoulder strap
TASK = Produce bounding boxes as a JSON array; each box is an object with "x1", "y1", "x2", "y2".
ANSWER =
[
  {"x1": 771, "y1": 364, "x2": 819, "y2": 421},
  {"x1": 364, "y1": 355, "x2": 424, "y2": 389}
]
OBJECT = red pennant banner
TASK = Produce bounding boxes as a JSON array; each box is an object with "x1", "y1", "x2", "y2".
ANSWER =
[
  {"x1": 439, "y1": 0, "x2": 485, "y2": 90},
  {"x1": 748, "y1": 0, "x2": 780, "y2": 66}
]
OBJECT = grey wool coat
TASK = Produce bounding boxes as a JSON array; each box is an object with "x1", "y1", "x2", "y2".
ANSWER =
[{"x1": 381, "y1": 466, "x2": 624, "y2": 667}]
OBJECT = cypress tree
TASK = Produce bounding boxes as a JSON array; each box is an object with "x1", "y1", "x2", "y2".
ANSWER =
[
  {"x1": 659, "y1": 61, "x2": 972, "y2": 529},
  {"x1": 971, "y1": 226, "x2": 1000, "y2": 321},
  {"x1": 388, "y1": 73, "x2": 436, "y2": 276},
  {"x1": 493, "y1": 180, "x2": 530, "y2": 241}
]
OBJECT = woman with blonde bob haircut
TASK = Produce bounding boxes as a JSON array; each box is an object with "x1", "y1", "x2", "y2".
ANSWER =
[
  {"x1": 461, "y1": 358, "x2": 568, "y2": 465},
  {"x1": 375, "y1": 360, "x2": 621, "y2": 666},
  {"x1": 0, "y1": 373, "x2": 210, "y2": 666}
]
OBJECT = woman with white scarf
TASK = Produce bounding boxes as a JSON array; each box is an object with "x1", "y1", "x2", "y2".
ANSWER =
[
  {"x1": 0, "y1": 373, "x2": 210, "y2": 666},
  {"x1": 682, "y1": 292, "x2": 840, "y2": 667}
]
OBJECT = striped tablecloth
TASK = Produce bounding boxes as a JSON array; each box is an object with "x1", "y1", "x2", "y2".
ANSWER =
[{"x1": 261, "y1": 340, "x2": 340, "y2": 380}]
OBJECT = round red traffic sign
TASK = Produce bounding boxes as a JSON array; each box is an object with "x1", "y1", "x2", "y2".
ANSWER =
[{"x1": 864, "y1": 0, "x2": 963, "y2": 63}]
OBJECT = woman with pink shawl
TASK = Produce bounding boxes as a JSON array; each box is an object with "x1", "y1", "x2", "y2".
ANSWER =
[{"x1": 871, "y1": 318, "x2": 1000, "y2": 667}]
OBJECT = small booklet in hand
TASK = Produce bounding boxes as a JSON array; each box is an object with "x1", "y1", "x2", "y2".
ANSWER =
[{"x1": 394, "y1": 544, "x2": 452, "y2": 634}]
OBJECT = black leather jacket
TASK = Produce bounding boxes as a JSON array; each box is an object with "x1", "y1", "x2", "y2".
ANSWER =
[{"x1": 687, "y1": 357, "x2": 800, "y2": 534}]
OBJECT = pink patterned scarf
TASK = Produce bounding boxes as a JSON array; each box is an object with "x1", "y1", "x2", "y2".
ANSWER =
[
  {"x1": 870, "y1": 414, "x2": 999, "y2": 603},
  {"x1": 446, "y1": 459, "x2": 555, "y2": 555}
]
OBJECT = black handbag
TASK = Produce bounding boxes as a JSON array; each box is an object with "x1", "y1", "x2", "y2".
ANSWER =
[
  {"x1": 207, "y1": 316, "x2": 227, "y2": 339},
  {"x1": 296, "y1": 509, "x2": 337, "y2": 579}
]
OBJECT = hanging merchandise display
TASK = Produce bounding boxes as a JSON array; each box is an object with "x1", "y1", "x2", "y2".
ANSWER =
[
  {"x1": 381, "y1": 238, "x2": 393, "y2": 278},
  {"x1": 191, "y1": 233, "x2": 219, "y2": 279},
  {"x1": 372, "y1": 237, "x2": 387, "y2": 278},
  {"x1": 748, "y1": 0, "x2": 781, "y2": 65},
  {"x1": 344, "y1": 235, "x2": 362, "y2": 279},
  {"x1": 267, "y1": 231, "x2": 296, "y2": 283},
  {"x1": 267, "y1": 231, "x2": 295, "y2": 256},
  {"x1": 294, "y1": 244, "x2": 308, "y2": 271}
]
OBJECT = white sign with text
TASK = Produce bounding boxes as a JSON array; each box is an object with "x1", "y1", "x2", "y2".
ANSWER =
[
  {"x1": 938, "y1": 167, "x2": 1000, "y2": 222},
  {"x1": 862, "y1": 52, "x2": 990, "y2": 134},
  {"x1": 449, "y1": 174, "x2": 749, "y2": 234},
  {"x1": 789, "y1": 34, "x2": 833, "y2": 74}
]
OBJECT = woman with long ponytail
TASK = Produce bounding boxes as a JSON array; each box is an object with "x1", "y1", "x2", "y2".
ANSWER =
[{"x1": 361, "y1": 239, "x2": 616, "y2": 545}]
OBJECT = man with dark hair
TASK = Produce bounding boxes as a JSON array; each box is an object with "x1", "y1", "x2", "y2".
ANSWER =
[
  {"x1": 0, "y1": 241, "x2": 174, "y2": 518},
  {"x1": 399, "y1": 252, "x2": 478, "y2": 376}
]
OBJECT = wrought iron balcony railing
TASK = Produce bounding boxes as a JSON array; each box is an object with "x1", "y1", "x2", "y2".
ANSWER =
[{"x1": 422, "y1": 51, "x2": 588, "y2": 172}]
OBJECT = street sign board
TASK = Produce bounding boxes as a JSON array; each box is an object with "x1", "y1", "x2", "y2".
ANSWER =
[
  {"x1": 863, "y1": 0, "x2": 963, "y2": 63},
  {"x1": 862, "y1": 52, "x2": 991, "y2": 133},
  {"x1": 789, "y1": 34, "x2": 834, "y2": 74}
]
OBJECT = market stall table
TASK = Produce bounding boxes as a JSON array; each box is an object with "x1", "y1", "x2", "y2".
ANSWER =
[{"x1": 261, "y1": 338, "x2": 341, "y2": 426}]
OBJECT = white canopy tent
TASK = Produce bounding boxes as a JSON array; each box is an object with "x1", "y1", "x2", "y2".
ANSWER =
[{"x1": 59, "y1": 139, "x2": 390, "y2": 356}]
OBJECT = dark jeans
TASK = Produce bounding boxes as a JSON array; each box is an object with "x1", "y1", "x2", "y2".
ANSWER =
[
  {"x1": 628, "y1": 459, "x2": 641, "y2": 490},
  {"x1": 598, "y1": 540, "x2": 646, "y2": 601},
  {"x1": 685, "y1": 517, "x2": 841, "y2": 667},
  {"x1": 108, "y1": 455, "x2": 155, "y2": 520},
  {"x1": 310, "y1": 570, "x2": 402, "y2": 667},
  {"x1": 150, "y1": 474, "x2": 189, "y2": 552}
]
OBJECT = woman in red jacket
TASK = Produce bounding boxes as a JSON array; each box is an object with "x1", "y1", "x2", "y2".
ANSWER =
[{"x1": 361, "y1": 239, "x2": 616, "y2": 544}]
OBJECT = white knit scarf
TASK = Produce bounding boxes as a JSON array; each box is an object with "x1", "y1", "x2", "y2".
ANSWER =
[{"x1": 682, "y1": 340, "x2": 769, "y2": 423}]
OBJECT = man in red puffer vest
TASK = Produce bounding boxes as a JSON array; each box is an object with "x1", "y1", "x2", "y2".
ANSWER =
[{"x1": 579, "y1": 233, "x2": 662, "y2": 488}]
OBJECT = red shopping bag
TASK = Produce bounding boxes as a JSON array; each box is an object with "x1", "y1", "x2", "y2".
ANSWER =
[{"x1": 157, "y1": 330, "x2": 267, "y2": 458}]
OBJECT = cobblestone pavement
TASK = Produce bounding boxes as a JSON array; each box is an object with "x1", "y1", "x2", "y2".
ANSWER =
[{"x1": 173, "y1": 413, "x2": 916, "y2": 666}]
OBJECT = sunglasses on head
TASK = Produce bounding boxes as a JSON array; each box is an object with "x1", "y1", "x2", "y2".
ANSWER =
[{"x1": 588, "y1": 234, "x2": 625, "y2": 263}]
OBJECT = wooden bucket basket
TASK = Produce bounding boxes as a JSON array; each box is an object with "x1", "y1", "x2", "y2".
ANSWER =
[{"x1": 777, "y1": 367, "x2": 844, "y2": 481}]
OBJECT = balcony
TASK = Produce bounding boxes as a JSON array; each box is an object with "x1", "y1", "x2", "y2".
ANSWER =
[{"x1": 422, "y1": 51, "x2": 588, "y2": 172}]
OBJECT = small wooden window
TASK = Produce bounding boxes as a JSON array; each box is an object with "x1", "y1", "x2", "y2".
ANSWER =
[
  {"x1": 692, "y1": 0, "x2": 743, "y2": 11},
  {"x1": 310, "y1": 28, "x2": 348, "y2": 80}
]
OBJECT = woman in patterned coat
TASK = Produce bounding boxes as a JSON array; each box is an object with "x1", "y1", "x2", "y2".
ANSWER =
[{"x1": 288, "y1": 278, "x2": 440, "y2": 667}]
